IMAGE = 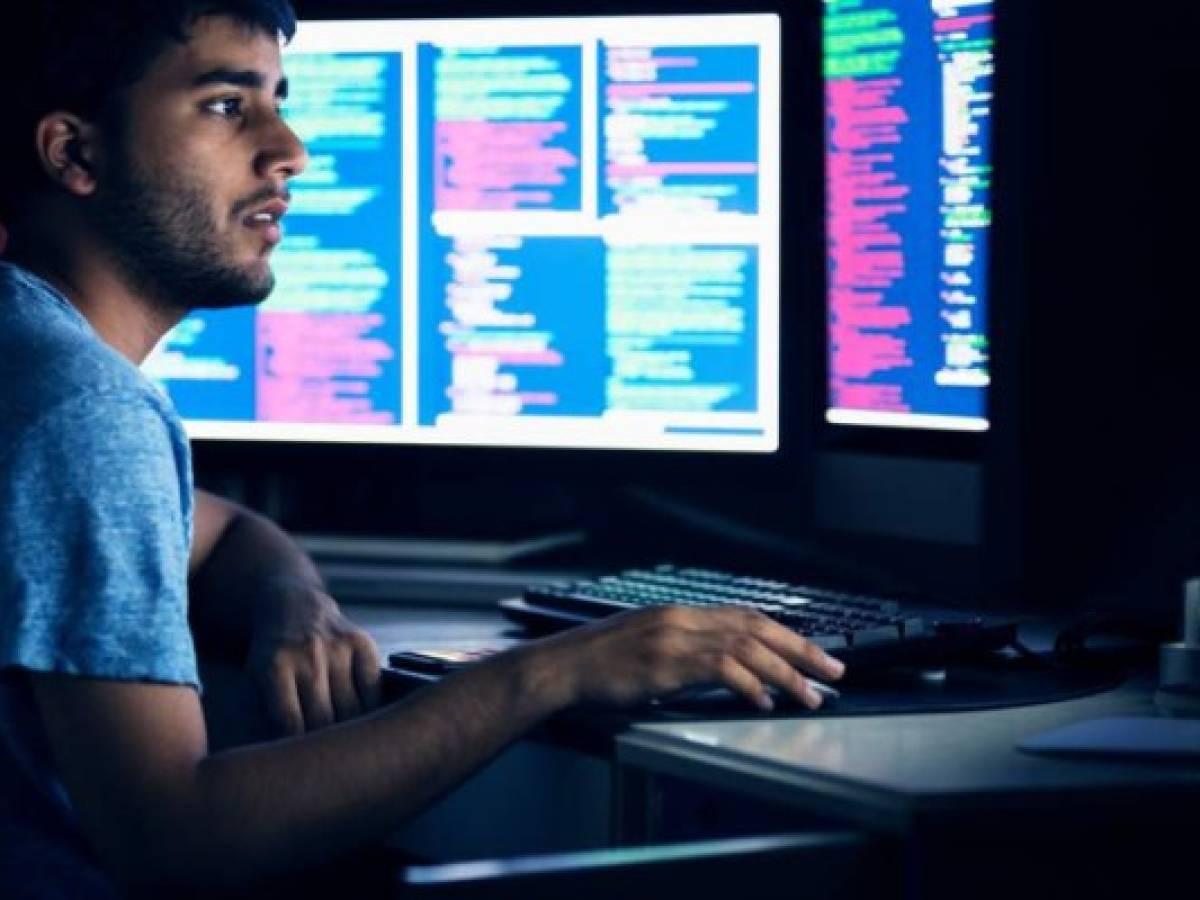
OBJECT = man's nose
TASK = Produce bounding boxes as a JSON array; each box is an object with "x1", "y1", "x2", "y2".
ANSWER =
[{"x1": 258, "y1": 116, "x2": 309, "y2": 182}]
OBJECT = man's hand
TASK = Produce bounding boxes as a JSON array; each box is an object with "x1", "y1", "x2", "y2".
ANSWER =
[
  {"x1": 189, "y1": 492, "x2": 384, "y2": 736},
  {"x1": 245, "y1": 575, "x2": 382, "y2": 735},
  {"x1": 534, "y1": 605, "x2": 845, "y2": 711}
]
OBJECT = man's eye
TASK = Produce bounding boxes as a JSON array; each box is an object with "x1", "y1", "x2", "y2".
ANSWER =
[{"x1": 204, "y1": 97, "x2": 243, "y2": 118}]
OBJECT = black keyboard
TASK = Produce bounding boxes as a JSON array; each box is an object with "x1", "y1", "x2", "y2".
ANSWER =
[{"x1": 499, "y1": 564, "x2": 1018, "y2": 672}]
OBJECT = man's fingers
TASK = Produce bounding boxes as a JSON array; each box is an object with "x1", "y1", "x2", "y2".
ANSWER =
[
  {"x1": 351, "y1": 633, "x2": 383, "y2": 711},
  {"x1": 296, "y1": 648, "x2": 335, "y2": 731},
  {"x1": 715, "y1": 654, "x2": 774, "y2": 711},
  {"x1": 328, "y1": 644, "x2": 362, "y2": 722},
  {"x1": 726, "y1": 634, "x2": 817, "y2": 709},
  {"x1": 744, "y1": 612, "x2": 846, "y2": 682},
  {"x1": 262, "y1": 662, "x2": 304, "y2": 736}
]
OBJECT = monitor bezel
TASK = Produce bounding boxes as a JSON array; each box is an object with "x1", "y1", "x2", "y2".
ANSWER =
[
  {"x1": 180, "y1": 0, "x2": 789, "y2": 460},
  {"x1": 814, "y1": 0, "x2": 997, "y2": 462}
]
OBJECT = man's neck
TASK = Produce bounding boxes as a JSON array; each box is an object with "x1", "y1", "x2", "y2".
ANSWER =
[{"x1": 8, "y1": 231, "x2": 182, "y2": 366}]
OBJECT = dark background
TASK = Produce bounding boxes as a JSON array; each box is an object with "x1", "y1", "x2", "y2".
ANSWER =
[{"x1": 192, "y1": 0, "x2": 1200, "y2": 629}]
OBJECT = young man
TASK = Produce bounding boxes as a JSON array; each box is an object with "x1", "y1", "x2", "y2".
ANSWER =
[{"x1": 0, "y1": 1, "x2": 844, "y2": 895}]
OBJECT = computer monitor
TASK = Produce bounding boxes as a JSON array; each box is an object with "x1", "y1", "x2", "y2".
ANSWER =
[
  {"x1": 144, "y1": 12, "x2": 782, "y2": 455},
  {"x1": 823, "y1": 0, "x2": 993, "y2": 433},
  {"x1": 809, "y1": 0, "x2": 1001, "y2": 603}
]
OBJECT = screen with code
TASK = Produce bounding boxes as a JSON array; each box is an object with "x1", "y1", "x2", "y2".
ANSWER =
[
  {"x1": 824, "y1": 0, "x2": 993, "y2": 432},
  {"x1": 145, "y1": 15, "x2": 780, "y2": 453}
]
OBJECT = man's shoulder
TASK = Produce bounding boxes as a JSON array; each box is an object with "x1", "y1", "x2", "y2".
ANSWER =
[{"x1": 0, "y1": 264, "x2": 179, "y2": 445}]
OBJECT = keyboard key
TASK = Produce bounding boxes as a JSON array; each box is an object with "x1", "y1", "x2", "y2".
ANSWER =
[
  {"x1": 808, "y1": 634, "x2": 849, "y2": 652},
  {"x1": 848, "y1": 625, "x2": 902, "y2": 647}
]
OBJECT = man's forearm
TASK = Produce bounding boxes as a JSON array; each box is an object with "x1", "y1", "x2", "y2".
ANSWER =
[
  {"x1": 38, "y1": 601, "x2": 844, "y2": 890},
  {"x1": 188, "y1": 506, "x2": 323, "y2": 657},
  {"x1": 177, "y1": 640, "x2": 571, "y2": 886}
]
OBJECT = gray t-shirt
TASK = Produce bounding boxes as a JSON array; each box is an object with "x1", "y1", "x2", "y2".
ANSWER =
[{"x1": 0, "y1": 261, "x2": 199, "y2": 897}]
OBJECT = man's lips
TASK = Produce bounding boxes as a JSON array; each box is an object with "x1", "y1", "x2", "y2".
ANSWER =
[
  {"x1": 241, "y1": 198, "x2": 289, "y2": 246},
  {"x1": 242, "y1": 198, "x2": 289, "y2": 227}
]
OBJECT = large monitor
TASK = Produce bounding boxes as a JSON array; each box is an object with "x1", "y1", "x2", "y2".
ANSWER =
[
  {"x1": 823, "y1": 0, "x2": 993, "y2": 433},
  {"x1": 144, "y1": 13, "x2": 782, "y2": 454}
]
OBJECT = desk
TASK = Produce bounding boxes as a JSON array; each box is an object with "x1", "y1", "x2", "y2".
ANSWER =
[
  {"x1": 341, "y1": 601, "x2": 1200, "y2": 898},
  {"x1": 616, "y1": 677, "x2": 1200, "y2": 898}
]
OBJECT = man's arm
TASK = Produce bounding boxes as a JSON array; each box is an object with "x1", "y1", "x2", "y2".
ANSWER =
[
  {"x1": 188, "y1": 489, "x2": 381, "y2": 733},
  {"x1": 32, "y1": 605, "x2": 844, "y2": 891},
  {"x1": 32, "y1": 639, "x2": 564, "y2": 891}
]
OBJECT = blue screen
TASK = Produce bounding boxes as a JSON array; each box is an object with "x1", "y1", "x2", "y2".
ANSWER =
[
  {"x1": 824, "y1": 0, "x2": 993, "y2": 431},
  {"x1": 145, "y1": 16, "x2": 781, "y2": 452}
]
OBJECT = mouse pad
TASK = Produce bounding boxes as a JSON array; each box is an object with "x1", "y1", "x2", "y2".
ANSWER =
[{"x1": 1017, "y1": 717, "x2": 1200, "y2": 759}]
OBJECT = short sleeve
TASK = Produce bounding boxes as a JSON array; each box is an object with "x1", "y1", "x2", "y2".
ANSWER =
[{"x1": 0, "y1": 391, "x2": 198, "y2": 687}]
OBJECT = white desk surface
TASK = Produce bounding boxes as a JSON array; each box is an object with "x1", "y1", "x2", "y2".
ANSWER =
[{"x1": 619, "y1": 677, "x2": 1200, "y2": 830}]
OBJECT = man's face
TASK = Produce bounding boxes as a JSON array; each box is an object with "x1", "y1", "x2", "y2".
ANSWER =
[{"x1": 88, "y1": 15, "x2": 307, "y2": 311}]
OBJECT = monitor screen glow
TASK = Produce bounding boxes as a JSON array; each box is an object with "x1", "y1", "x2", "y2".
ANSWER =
[
  {"x1": 145, "y1": 14, "x2": 782, "y2": 453},
  {"x1": 824, "y1": 0, "x2": 993, "y2": 432}
]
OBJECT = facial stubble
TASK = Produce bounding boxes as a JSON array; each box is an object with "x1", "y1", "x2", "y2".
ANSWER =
[{"x1": 88, "y1": 146, "x2": 277, "y2": 313}]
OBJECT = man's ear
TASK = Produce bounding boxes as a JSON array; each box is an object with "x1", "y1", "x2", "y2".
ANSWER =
[{"x1": 34, "y1": 113, "x2": 102, "y2": 197}]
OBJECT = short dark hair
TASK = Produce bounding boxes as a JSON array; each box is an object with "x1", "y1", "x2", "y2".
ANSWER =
[{"x1": 0, "y1": 0, "x2": 297, "y2": 220}]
